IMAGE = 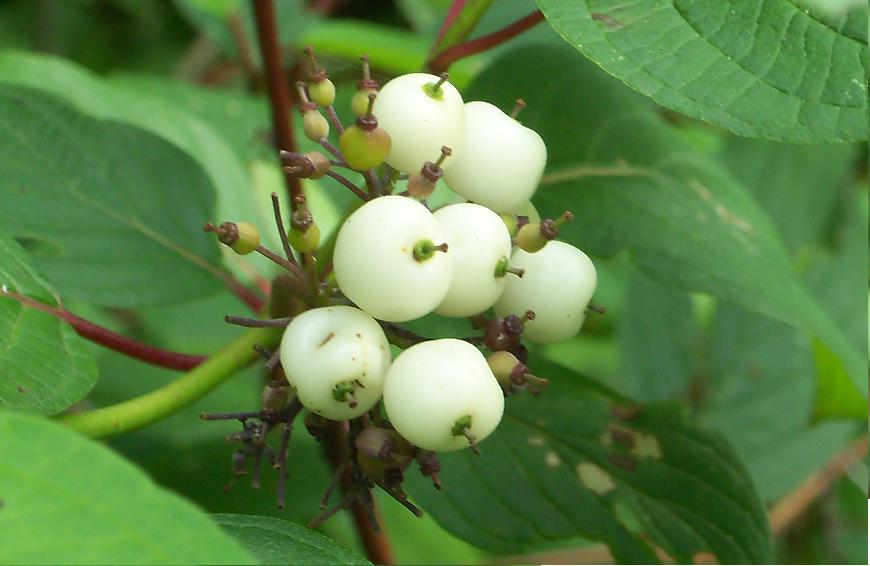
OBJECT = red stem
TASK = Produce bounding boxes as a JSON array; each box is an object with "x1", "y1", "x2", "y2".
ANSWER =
[
  {"x1": 427, "y1": 10, "x2": 545, "y2": 74},
  {"x1": 433, "y1": 0, "x2": 469, "y2": 47},
  {"x1": 252, "y1": 0, "x2": 302, "y2": 206},
  {"x1": 3, "y1": 292, "x2": 206, "y2": 371},
  {"x1": 225, "y1": 275, "x2": 267, "y2": 312},
  {"x1": 323, "y1": 421, "x2": 394, "y2": 565}
]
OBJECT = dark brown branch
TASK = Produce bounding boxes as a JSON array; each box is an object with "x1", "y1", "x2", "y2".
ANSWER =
[
  {"x1": 3, "y1": 291, "x2": 206, "y2": 371},
  {"x1": 252, "y1": 0, "x2": 302, "y2": 205},
  {"x1": 322, "y1": 421, "x2": 394, "y2": 564},
  {"x1": 325, "y1": 170, "x2": 369, "y2": 201},
  {"x1": 427, "y1": 10, "x2": 545, "y2": 74}
]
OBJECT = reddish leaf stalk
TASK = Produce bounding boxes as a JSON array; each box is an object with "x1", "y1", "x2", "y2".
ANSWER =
[
  {"x1": 323, "y1": 421, "x2": 394, "y2": 565},
  {"x1": 252, "y1": 0, "x2": 302, "y2": 206},
  {"x1": 428, "y1": 10, "x2": 546, "y2": 74},
  {"x1": 3, "y1": 292, "x2": 206, "y2": 371}
]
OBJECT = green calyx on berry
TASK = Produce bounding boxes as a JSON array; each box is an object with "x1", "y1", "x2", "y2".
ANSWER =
[
  {"x1": 450, "y1": 415, "x2": 480, "y2": 454},
  {"x1": 515, "y1": 211, "x2": 574, "y2": 253},
  {"x1": 486, "y1": 350, "x2": 548, "y2": 395},
  {"x1": 331, "y1": 380, "x2": 359, "y2": 408},
  {"x1": 412, "y1": 238, "x2": 449, "y2": 262},
  {"x1": 407, "y1": 146, "x2": 452, "y2": 199},
  {"x1": 494, "y1": 255, "x2": 524, "y2": 278},
  {"x1": 422, "y1": 72, "x2": 449, "y2": 100},
  {"x1": 303, "y1": 46, "x2": 336, "y2": 107},
  {"x1": 352, "y1": 54, "x2": 379, "y2": 117},
  {"x1": 339, "y1": 93, "x2": 391, "y2": 171},
  {"x1": 203, "y1": 221, "x2": 260, "y2": 255},
  {"x1": 296, "y1": 82, "x2": 329, "y2": 141}
]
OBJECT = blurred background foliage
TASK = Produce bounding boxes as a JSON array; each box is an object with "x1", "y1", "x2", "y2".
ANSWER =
[{"x1": 0, "y1": 0, "x2": 866, "y2": 564}]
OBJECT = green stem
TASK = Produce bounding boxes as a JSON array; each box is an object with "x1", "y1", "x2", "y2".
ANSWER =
[{"x1": 58, "y1": 327, "x2": 281, "y2": 439}]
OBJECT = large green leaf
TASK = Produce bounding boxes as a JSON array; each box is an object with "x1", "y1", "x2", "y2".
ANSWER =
[
  {"x1": 536, "y1": 0, "x2": 868, "y2": 142},
  {"x1": 0, "y1": 51, "x2": 265, "y2": 286},
  {"x1": 701, "y1": 305, "x2": 856, "y2": 501},
  {"x1": 405, "y1": 359, "x2": 773, "y2": 563},
  {"x1": 0, "y1": 234, "x2": 97, "y2": 414},
  {"x1": 0, "y1": 84, "x2": 226, "y2": 307},
  {"x1": 0, "y1": 410, "x2": 255, "y2": 564},
  {"x1": 617, "y1": 269, "x2": 696, "y2": 401},
  {"x1": 213, "y1": 514, "x2": 370, "y2": 565},
  {"x1": 717, "y1": 138, "x2": 857, "y2": 253},
  {"x1": 467, "y1": 45, "x2": 866, "y2": 397}
]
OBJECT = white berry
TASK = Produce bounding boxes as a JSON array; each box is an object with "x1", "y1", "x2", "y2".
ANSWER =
[
  {"x1": 443, "y1": 101, "x2": 546, "y2": 213},
  {"x1": 373, "y1": 73, "x2": 464, "y2": 174},
  {"x1": 279, "y1": 306, "x2": 391, "y2": 420},
  {"x1": 334, "y1": 195, "x2": 452, "y2": 322},
  {"x1": 433, "y1": 203, "x2": 512, "y2": 317},
  {"x1": 494, "y1": 241, "x2": 596, "y2": 343},
  {"x1": 383, "y1": 339, "x2": 504, "y2": 452}
]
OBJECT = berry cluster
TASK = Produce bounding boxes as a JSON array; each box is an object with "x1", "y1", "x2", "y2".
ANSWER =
[{"x1": 202, "y1": 49, "x2": 598, "y2": 523}]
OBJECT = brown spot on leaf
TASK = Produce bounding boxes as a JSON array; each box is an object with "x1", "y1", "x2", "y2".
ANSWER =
[
  {"x1": 608, "y1": 452, "x2": 637, "y2": 471},
  {"x1": 611, "y1": 403, "x2": 642, "y2": 421},
  {"x1": 693, "y1": 551, "x2": 717, "y2": 564},
  {"x1": 591, "y1": 12, "x2": 623, "y2": 29},
  {"x1": 16, "y1": 386, "x2": 26, "y2": 394}
]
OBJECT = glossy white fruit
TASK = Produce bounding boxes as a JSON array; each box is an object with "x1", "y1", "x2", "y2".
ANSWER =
[
  {"x1": 280, "y1": 306, "x2": 390, "y2": 420},
  {"x1": 433, "y1": 203, "x2": 512, "y2": 317},
  {"x1": 383, "y1": 339, "x2": 504, "y2": 452},
  {"x1": 334, "y1": 195, "x2": 452, "y2": 322},
  {"x1": 444, "y1": 101, "x2": 546, "y2": 213},
  {"x1": 373, "y1": 73, "x2": 465, "y2": 174},
  {"x1": 494, "y1": 241, "x2": 596, "y2": 343}
]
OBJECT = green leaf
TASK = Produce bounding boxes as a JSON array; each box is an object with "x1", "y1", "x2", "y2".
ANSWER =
[
  {"x1": 701, "y1": 305, "x2": 856, "y2": 501},
  {"x1": 617, "y1": 269, "x2": 696, "y2": 401},
  {"x1": 0, "y1": 234, "x2": 97, "y2": 415},
  {"x1": 427, "y1": 0, "x2": 494, "y2": 60},
  {"x1": 406, "y1": 359, "x2": 773, "y2": 563},
  {"x1": 0, "y1": 84, "x2": 226, "y2": 308},
  {"x1": 717, "y1": 138, "x2": 857, "y2": 252},
  {"x1": 0, "y1": 410, "x2": 255, "y2": 565},
  {"x1": 213, "y1": 514, "x2": 370, "y2": 565},
  {"x1": 536, "y1": 0, "x2": 868, "y2": 142},
  {"x1": 0, "y1": 51, "x2": 264, "y2": 286},
  {"x1": 467, "y1": 44, "x2": 866, "y2": 397}
]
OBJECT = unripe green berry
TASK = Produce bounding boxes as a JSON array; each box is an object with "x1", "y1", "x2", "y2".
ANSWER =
[
  {"x1": 303, "y1": 110, "x2": 329, "y2": 142},
  {"x1": 231, "y1": 222, "x2": 260, "y2": 255},
  {"x1": 289, "y1": 223, "x2": 320, "y2": 253},
  {"x1": 515, "y1": 222, "x2": 548, "y2": 253},
  {"x1": 352, "y1": 88, "x2": 377, "y2": 116},
  {"x1": 309, "y1": 78, "x2": 336, "y2": 107},
  {"x1": 340, "y1": 125, "x2": 391, "y2": 171}
]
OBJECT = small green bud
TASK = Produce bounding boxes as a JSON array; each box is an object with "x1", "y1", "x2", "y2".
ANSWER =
[
  {"x1": 303, "y1": 110, "x2": 329, "y2": 142},
  {"x1": 289, "y1": 223, "x2": 320, "y2": 253},
  {"x1": 309, "y1": 78, "x2": 336, "y2": 107},
  {"x1": 230, "y1": 222, "x2": 260, "y2": 255}
]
